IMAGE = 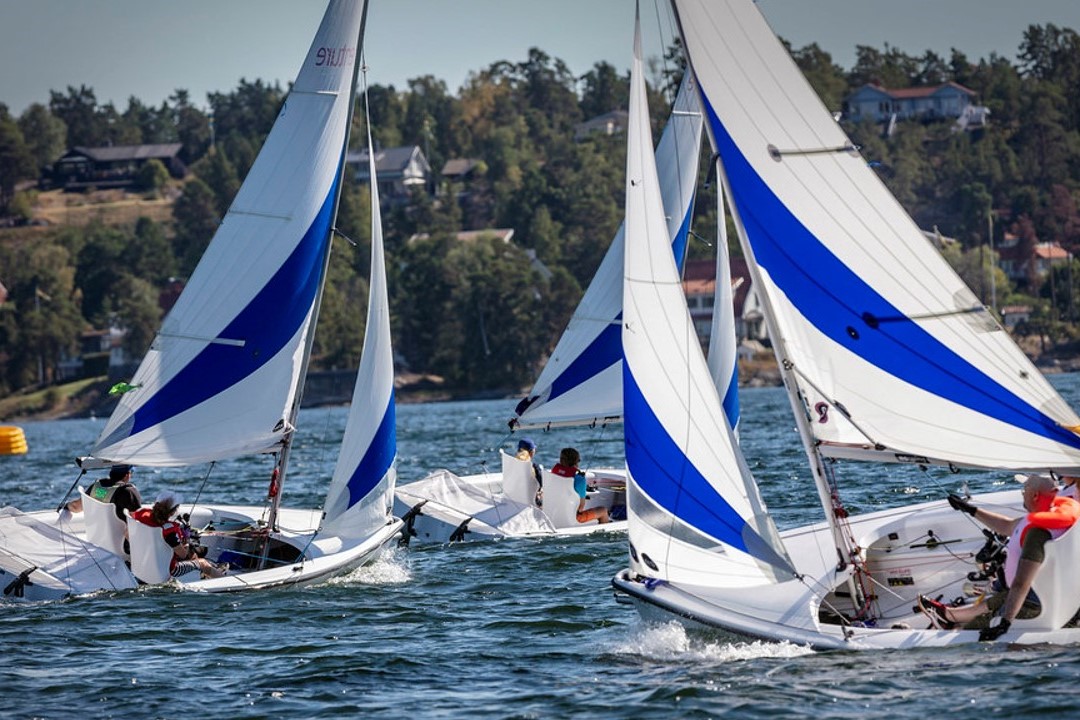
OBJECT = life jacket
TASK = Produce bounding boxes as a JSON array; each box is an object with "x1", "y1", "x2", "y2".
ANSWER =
[
  {"x1": 130, "y1": 507, "x2": 157, "y2": 526},
  {"x1": 88, "y1": 480, "x2": 131, "y2": 503},
  {"x1": 551, "y1": 463, "x2": 579, "y2": 478},
  {"x1": 1026, "y1": 496, "x2": 1080, "y2": 533},
  {"x1": 1003, "y1": 500, "x2": 1079, "y2": 586}
]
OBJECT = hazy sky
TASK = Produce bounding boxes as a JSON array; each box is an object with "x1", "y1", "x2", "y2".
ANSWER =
[{"x1": 2, "y1": 0, "x2": 1078, "y2": 116}]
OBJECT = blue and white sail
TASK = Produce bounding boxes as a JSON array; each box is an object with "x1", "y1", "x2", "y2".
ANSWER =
[
  {"x1": 511, "y1": 72, "x2": 703, "y2": 430},
  {"x1": 87, "y1": 0, "x2": 366, "y2": 468},
  {"x1": 322, "y1": 100, "x2": 396, "y2": 539},
  {"x1": 622, "y1": 10, "x2": 794, "y2": 586},
  {"x1": 676, "y1": 0, "x2": 1080, "y2": 472}
]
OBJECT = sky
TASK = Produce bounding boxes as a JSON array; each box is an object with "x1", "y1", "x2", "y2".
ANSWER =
[{"x1": 2, "y1": 0, "x2": 1079, "y2": 116}]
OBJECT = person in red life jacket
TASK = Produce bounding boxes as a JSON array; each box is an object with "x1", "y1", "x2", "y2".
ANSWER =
[
  {"x1": 66, "y1": 464, "x2": 142, "y2": 521},
  {"x1": 919, "y1": 474, "x2": 1077, "y2": 640},
  {"x1": 551, "y1": 447, "x2": 610, "y2": 525},
  {"x1": 131, "y1": 492, "x2": 226, "y2": 579}
]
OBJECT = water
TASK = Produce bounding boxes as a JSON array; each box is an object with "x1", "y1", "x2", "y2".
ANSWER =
[{"x1": 4, "y1": 377, "x2": 1080, "y2": 718}]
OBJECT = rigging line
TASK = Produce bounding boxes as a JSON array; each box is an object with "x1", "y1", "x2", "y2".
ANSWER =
[
  {"x1": 188, "y1": 462, "x2": 215, "y2": 513},
  {"x1": 785, "y1": 360, "x2": 883, "y2": 449}
]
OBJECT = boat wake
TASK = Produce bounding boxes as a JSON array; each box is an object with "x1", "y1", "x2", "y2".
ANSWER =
[
  {"x1": 328, "y1": 548, "x2": 411, "y2": 587},
  {"x1": 612, "y1": 620, "x2": 813, "y2": 663}
]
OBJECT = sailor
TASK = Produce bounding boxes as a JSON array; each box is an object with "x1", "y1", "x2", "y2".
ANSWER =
[
  {"x1": 920, "y1": 474, "x2": 1078, "y2": 640},
  {"x1": 131, "y1": 492, "x2": 226, "y2": 579},
  {"x1": 551, "y1": 447, "x2": 610, "y2": 525},
  {"x1": 66, "y1": 464, "x2": 142, "y2": 521}
]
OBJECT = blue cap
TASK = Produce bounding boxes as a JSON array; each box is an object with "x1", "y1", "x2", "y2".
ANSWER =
[
  {"x1": 517, "y1": 438, "x2": 537, "y2": 452},
  {"x1": 109, "y1": 464, "x2": 132, "y2": 479}
]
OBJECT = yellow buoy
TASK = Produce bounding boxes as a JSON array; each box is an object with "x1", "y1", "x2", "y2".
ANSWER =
[{"x1": 0, "y1": 426, "x2": 28, "y2": 455}]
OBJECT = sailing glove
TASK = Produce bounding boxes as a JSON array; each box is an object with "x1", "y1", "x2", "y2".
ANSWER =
[
  {"x1": 979, "y1": 615, "x2": 1010, "y2": 642},
  {"x1": 947, "y1": 494, "x2": 977, "y2": 516}
]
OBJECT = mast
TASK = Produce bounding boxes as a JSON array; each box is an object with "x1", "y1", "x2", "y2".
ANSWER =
[{"x1": 266, "y1": 0, "x2": 370, "y2": 534}]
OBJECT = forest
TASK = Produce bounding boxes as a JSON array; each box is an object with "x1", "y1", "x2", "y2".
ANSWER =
[{"x1": 1, "y1": 24, "x2": 1079, "y2": 400}]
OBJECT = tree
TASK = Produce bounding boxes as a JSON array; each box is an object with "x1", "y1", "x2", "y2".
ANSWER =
[
  {"x1": 580, "y1": 61, "x2": 628, "y2": 119},
  {"x1": 0, "y1": 105, "x2": 35, "y2": 214},
  {"x1": 17, "y1": 103, "x2": 67, "y2": 172},
  {"x1": 112, "y1": 275, "x2": 162, "y2": 359},
  {"x1": 192, "y1": 147, "x2": 240, "y2": 215},
  {"x1": 171, "y1": 179, "x2": 220, "y2": 276},
  {"x1": 49, "y1": 85, "x2": 107, "y2": 147},
  {"x1": 134, "y1": 158, "x2": 170, "y2": 194},
  {"x1": 789, "y1": 42, "x2": 848, "y2": 111}
]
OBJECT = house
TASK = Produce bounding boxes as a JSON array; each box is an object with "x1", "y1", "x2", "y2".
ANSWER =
[
  {"x1": 1000, "y1": 305, "x2": 1032, "y2": 329},
  {"x1": 997, "y1": 232, "x2": 1071, "y2": 284},
  {"x1": 844, "y1": 82, "x2": 978, "y2": 124},
  {"x1": 574, "y1": 110, "x2": 629, "y2": 141},
  {"x1": 57, "y1": 327, "x2": 133, "y2": 382},
  {"x1": 346, "y1": 145, "x2": 432, "y2": 204},
  {"x1": 51, "y1": 143, "x2": 186, "y2": 191}
]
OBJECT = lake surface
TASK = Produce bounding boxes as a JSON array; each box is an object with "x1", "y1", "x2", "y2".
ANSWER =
[{"x1": 3, "y1": 376, "x2": 1080, "y2": 718}]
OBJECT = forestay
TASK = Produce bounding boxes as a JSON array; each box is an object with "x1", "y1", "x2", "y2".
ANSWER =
[
  {"x1": 676, "y1": 0, "x2": 1080, "y2": 472},
  {"x1": 86, "y1": 0, "x2": 365, "y2": 467},
  {"x1": 511, "y1": 73, "x2": 704, "y2": 429},
  {"x1": 622, "y1": 10, "x2": 793, "y2": 587}
]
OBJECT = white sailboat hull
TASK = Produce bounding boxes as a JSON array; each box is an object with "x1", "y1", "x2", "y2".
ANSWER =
[
  {"x1": 613, "y1": 490, "x2": 1080, "y2": 649},
  {"x1": 394, "y1": 469, "x2": 627, "y2": 544},
  {"x1": 0, "y1": 505, "x2": 402, "y2": 600}
]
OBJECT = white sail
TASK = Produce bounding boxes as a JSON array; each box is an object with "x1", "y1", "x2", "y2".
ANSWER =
[
  {"x1": 675, "y1": 0, "x2": 1080, "y2": 472},
  {"x1": 88, "y1": 0, "x2": 366, "y2": 467},
  {"x1": 622, "y1": 10, "x2": 793, "y2": 587},
  {"x1": 322, "y1": 99, "x2": 397, "y2": 539},
  {"x1": 706, "y1": 175, "x2": 740, "y2": 433},
  {"x1": 511, "y1": 73, "x2": 704, "y2": 430}
]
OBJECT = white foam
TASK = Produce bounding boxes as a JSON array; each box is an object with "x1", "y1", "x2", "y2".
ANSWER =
[
  {"x1": 612, "y1": 620, "x2": 814, "y2": 662},
  {"x1": 327, "y1": 547, "x2": 411, "y2": 586}
]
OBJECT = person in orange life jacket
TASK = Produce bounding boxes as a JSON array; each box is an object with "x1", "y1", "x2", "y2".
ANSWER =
[
  {"x1": 131, "y1": 492, "x2": 226, "y2": 579},
  {"x1": 920, "y1": 474, "x2": 1071, "y2": 640},
  {"x1": 66, "y1": 464, "x2": 142, "y2": 521},
  {"x1": 551, "y1": 447, "x2": 610, "y2": 524}
]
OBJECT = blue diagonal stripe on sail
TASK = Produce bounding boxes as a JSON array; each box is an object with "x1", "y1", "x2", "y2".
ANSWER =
[
  {"x1": 344, "y1": 395, "x2": 396, "y2": 507},
  {"x1": 547, "y1": 315, "x2": 622, "y2": 405},
  {"x1": 544, "y1": 221, "x2": 692, "y2": 408},
  {"x1": 624, "y1": 363, "x2": 789, "y2": 571},
  {"x1": 722, "y1": 365, "x2": 740, "y2": 432},
  {"x1": 703, "y1": 99, "x2": 1080, "y2": 451},
  {"x1": 126, "y1": 180, "x2": 339, "y2": 438},
  {"x1": 670, "y1": 205, "x2": 693, "y2": 271}
]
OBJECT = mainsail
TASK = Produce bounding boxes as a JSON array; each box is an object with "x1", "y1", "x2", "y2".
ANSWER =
[
  {"x1": 87, "y1": 0, "x2": 367, "y2": 468},
  {"x1": 511, "y1": 73, "x2": 704, "y2": 430},
  {"x1": 622, "y1": 9, "x2": 793, "y2": 586},
  {"x1": 674, "y1": 0, "x2": 1080, "y2": 472}
]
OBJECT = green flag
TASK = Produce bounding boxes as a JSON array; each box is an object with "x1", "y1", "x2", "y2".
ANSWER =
[{"x1": 108, "y1": 382, "x2": 142, "y2": 396}]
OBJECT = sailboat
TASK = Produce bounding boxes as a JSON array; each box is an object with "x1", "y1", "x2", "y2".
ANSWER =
[
  {"x1": 0, "y1": 0, "x2": 402, "y2": 600},
  {"x1": 612, "y1": 0, "x2": 1080, "y2": 649},
  {"x1": 392, "y1": 67, "x2": 705, "y2": 545}
]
